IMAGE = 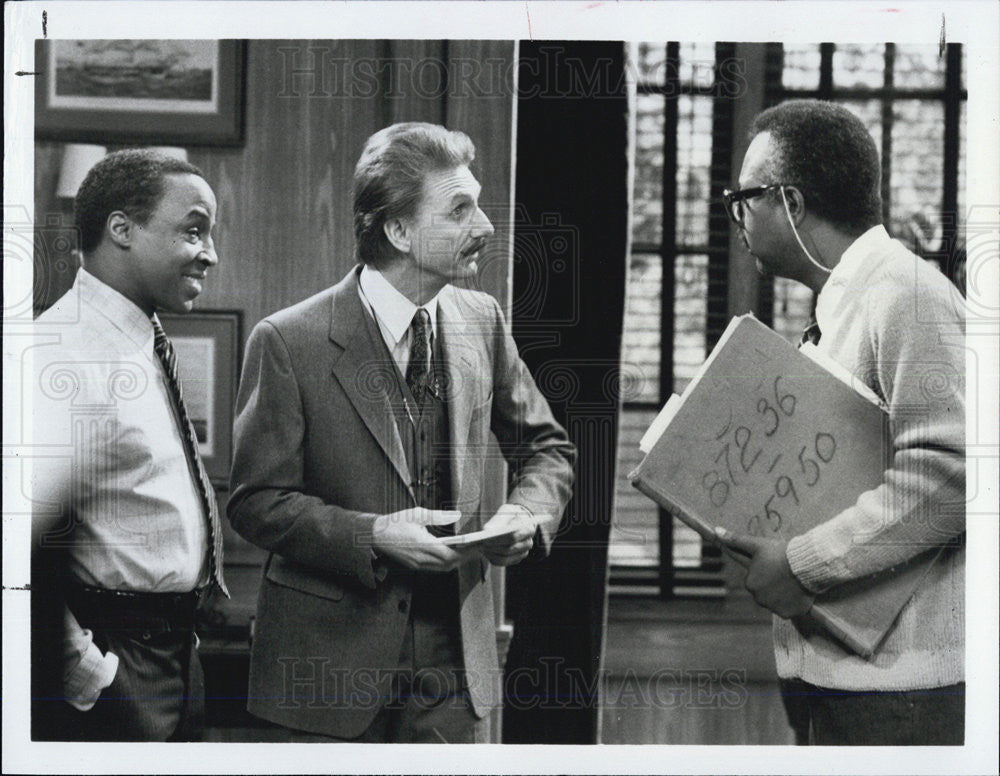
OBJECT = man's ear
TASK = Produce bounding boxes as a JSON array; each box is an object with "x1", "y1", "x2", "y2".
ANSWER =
[
  {"x1": 781, "y1": 186, "x2": 807, "y2": 226},
  {"x1": 106, "y1": 211, "x2": 134, "y2": 249},
  {"x1": 383, "y1": 217, "x2": 411, "y2": 254}
]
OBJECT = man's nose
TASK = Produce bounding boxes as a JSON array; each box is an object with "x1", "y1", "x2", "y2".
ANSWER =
[
  {"x1": 199, "y1": 236, "x2": 219, "y2": 266},
  {"x1": 473, "y1": 207, "x2": 494, "y2": 238}
]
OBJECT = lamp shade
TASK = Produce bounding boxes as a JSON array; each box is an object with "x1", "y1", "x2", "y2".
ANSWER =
[{"x1": 56, "y1": 144, "x2": 107, "y2": 199}]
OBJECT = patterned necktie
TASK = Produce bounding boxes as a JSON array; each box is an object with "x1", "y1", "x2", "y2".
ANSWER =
[
  {"x1": 405, "y1": 308, "x2": 432, "y2": 404},
  {"x1": 152, "y1": 319, "x2": 228, "y2": 596},
  {"x1": 800, "y1": 317, "x2": 822, "y2": 347}
]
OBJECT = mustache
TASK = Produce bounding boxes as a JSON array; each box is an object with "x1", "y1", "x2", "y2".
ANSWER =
[{"x1": 461, "y1": 237, "x2": 489, "y2": 257}]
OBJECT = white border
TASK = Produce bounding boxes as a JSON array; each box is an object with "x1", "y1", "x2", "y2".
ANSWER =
[{"x1": 4, "y1": 2, "x2": 998, "y2": 774}]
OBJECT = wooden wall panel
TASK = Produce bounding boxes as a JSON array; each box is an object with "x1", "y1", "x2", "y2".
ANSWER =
[
  {"x1": 35, "y1": 39, "x2": 516, "y2": 340},
  {"x1": 190, "y1": 40, "x2": 383, "y2": 335},
  {"x1": 446, "y1": 40, "x2": 517, "y2": 312},
  {"x1": 385, "y1": 40, "x2": 448, "y2": 126}
]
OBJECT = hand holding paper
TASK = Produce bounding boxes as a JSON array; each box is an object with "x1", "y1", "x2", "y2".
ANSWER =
[
  {"x1": 451, "y1": 504, "x2": 536, "y2": 566},
  {"x1": 372, "y1": 507, "x2": 471, "y2": 572}
]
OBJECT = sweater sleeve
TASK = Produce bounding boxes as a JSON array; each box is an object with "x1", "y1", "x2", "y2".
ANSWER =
[{"x1": 787, "y1": 268, "x2": 965, "y2": 594}]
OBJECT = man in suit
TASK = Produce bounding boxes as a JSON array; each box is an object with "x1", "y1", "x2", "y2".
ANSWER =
[
  {"x1": 32, "y1": 149, "x2": 226, "y2": 740},
  {"x1": 228, "y1": 122, "x2": 575, "y2": 742},
  {"x1": 715, "y1": 100, "x2": 965, "y2": 744}
]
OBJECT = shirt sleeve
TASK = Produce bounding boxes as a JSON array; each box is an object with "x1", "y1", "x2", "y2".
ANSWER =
[{"x1": 61, "y1": 606, "x2": 119, "y2": 712}]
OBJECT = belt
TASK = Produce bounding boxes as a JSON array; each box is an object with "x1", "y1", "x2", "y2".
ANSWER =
[{"x1": 66, "y1": 582, "x2": 207, "y2": 634}]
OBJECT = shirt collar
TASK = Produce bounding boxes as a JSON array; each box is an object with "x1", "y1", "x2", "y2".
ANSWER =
[
  {"x1": 815, "y1": 224, "x2": 892, "y2": 324},
  {"x1": 358, "y1": 264, "x2": 440, "y2": 346},
  {"x1": 827, "y1": 224, "x2": 891, "y2": 286},
  {"x1": 76, "y1": 267, "x2": 156, "y2": 351}
]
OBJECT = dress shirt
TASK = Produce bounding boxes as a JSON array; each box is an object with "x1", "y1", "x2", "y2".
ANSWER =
[
  {"x1": 358, "y1": 264, "x2": 440, "y2": 377},
  {"x1": 33, "y1": 268, "x2": 211, "y2": 708},
  {"x1": 34, "y1": 268, "x2": 210, "y2": 591}
]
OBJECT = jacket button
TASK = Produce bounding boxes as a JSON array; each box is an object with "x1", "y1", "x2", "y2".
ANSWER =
[
  {"x1": 142, "y1": 630, "x2": 151, "y2": 641},
  {"x1": 398, "y1": 599, "x2": 408, "y2": 613}
]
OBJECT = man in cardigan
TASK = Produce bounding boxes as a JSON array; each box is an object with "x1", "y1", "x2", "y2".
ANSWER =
[
  {"x1": 228, "y1": 122, "x2": 575, "y2": 742},
  {"x1": 716, "y1": 100, "x2": 965, "y2": 745}
]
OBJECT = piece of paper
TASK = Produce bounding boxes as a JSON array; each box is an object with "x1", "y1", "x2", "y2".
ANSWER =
[
  {"x1": 639, "y1": 393, "x2": 682, "y2": 454},
  {"x1": 440, "y1": 525, "x2": 520, "y2": 549}
]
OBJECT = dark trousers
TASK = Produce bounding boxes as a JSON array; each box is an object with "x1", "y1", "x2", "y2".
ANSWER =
[
  {"x1": 44, "y1": 628, "x2": 204, "y2": 742},
  {"x1": 780, "y1": 678, "x2": 965, "y2": 745},
  {"x1": 35, "y1": 583, "x2": 206, "y2": 742}
]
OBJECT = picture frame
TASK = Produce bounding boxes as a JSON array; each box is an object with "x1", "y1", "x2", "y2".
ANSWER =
[
  {"x1": 35, "y1": 39, "x2": 246, "y2": 146},
  {"x1": 157, "y1": 310, "x2": 243, "y2": 484}
]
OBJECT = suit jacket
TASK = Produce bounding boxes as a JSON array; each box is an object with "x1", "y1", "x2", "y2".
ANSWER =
[{"x1": 228, "y1": 266, "x2": 575, "y2": 737}]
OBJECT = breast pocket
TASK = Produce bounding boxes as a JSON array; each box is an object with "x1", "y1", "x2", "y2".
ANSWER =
[{"x1": 264, "y1": 556, "x2": 345, "y2": 602}]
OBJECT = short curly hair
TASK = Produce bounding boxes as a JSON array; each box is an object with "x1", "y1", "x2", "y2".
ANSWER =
[
  {"x1": 353, "y1": 123, "x2": 476, "y2": 267},
  {"x1": 74, "y1": 149, "x2": 205, "y2": 254},
  {"x1": 750, "y1": 100, "x2": 882, "y2": 235}
]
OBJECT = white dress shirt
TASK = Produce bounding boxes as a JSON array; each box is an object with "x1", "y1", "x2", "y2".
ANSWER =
[
  {"x1": 33, "y1": 268, "x2": 211, "y2": 707},
  {"x1": 357, "y1": 264, "x2": 440, "y2": 377}
]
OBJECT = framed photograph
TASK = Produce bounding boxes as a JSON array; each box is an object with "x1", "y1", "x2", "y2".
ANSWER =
[
  {"x1": 35, "y1": 39, "x2": 246, "y2": 146},
  {"x1": 158, "y1": 310, "x2": 242, "y2": 484}
]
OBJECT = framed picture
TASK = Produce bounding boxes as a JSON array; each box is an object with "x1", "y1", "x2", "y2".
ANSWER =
[
  {"x1": 35, "y1": 39, "x2": 245, "y2": 146},
  {"x1": 158, "y1": 310, "x2": 242, "y2": 484}
]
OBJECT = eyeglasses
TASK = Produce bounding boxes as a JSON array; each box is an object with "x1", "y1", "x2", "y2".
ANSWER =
[{"x1": 722, "y1": 184, "x2": 784, "y2": 226}]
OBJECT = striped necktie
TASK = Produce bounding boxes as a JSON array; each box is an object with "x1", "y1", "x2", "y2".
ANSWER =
[
  {"x1": 405, "y1": 308, "x2": 432, "y2": 404},
  {"x1": 152, "y1": 318, "x2": 228, "y2": 597}
]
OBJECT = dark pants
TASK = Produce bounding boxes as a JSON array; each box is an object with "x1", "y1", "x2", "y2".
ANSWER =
[
  {"x1": 37, "y1": 585, "x2": 206, "y2": 742},
  {"x1": 780, "y1": 678, "x2": 965, "y2": 745},
  {"x1": 51, "y1": 629, "x2": 204, "y2": 742}
]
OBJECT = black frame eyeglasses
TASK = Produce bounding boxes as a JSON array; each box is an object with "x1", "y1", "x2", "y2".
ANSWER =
[{"x1": 722, "y1": 184, "x2": 784, "y2": 226}]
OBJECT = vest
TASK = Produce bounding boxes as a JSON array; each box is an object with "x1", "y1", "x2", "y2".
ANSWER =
[{"x1": 360, "y1": 306, "x2": 458, "y2": 620}]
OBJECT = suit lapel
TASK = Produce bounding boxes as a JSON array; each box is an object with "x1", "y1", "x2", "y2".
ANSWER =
[
  {"x1": 437, "y1": 288, "x2": 480, "y2": 517},
  {"x1": 329, "y1": 268, "x2": 414, "y2": 501}
]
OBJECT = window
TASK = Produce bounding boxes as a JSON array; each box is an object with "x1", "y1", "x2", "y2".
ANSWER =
[
  {"x1": 611, "y1": 42, "x2": 735, "y2": 597},
  {"x1": 610, "y1": 42, "x2": 966, "y2": 599}
]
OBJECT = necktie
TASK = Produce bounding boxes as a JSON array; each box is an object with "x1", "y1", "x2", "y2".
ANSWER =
[
  {"x1": 152, "y1": 319, "x2": 228, "y2": 596},
  {"x1": 800, "y1": 317, "x2": 822, "y2": 347},
  {"x1": 405, "y1": 308, "x2": 432, "y2": 404}
]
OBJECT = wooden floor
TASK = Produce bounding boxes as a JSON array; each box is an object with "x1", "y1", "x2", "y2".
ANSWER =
[
  {"x1": 601, "y1": 678, "x2": 795, "y2": 745},
  {"x1": 600, "y1": 594, "x2": 797, "y2": 745}
]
